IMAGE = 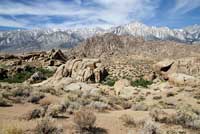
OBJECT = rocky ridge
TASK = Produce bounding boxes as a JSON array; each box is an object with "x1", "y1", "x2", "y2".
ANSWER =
[{"x1": 0, "y1": 22, "x2": 200, "y2": 53}]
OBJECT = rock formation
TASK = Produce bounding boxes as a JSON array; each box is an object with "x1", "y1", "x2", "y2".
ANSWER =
[
  {"x1": 35, "y1": 58, "x2": 108, "y2": 89},
  {"x1": 49, "y1": 49, "x2": 67, "y2": 62},
  {"x1": 71, "y1": 33, "x2": 200, "y2": 59},
  {"x1": 27, "y1": 71, "x2": 46, "y2": 84},
  {"x1": 52, "y1": 58, "x2": 108, "y2": 83},
  {"x1": 153, "y1": 57, "x2": 200, "y2": 86}
]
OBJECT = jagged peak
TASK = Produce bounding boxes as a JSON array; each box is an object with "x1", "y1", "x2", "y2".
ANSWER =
[{"x1": 125, "y1": 21, "x2": 147, "y2": 27}]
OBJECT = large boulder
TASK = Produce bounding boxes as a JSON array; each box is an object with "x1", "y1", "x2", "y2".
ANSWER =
[
  {"x1": 154, "y1": 57, "x2": 200, "y2": 77},
  {"x1": 64, "y1": 82, "x2": 101, "y2": 96},
  {"x1": 153, "y1": 59, "x2": 175, "y2": 80},
  {"x1": 114, "y1": 79, "x2": 131, "y2": 95},
  {"x1": 153, "y1": 57, "x2": 200, "y2": 86},
  {"x1": 27, "y1": 71, "x2": 46, "y2": 84},
  {"x1": 168, "y1": 73, "x2": 199, "y2": 86}
]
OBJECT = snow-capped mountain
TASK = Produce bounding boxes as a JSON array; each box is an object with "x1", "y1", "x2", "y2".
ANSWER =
[
  {"x1": 184, "y1": 24, "x2": 200, "y2": 44},
  {"x1": 111, "y1": 22, "x2": 186, "y2": 42},
  {"x1": 0, "y1": 22, "x2": 200, "y2": 53}
]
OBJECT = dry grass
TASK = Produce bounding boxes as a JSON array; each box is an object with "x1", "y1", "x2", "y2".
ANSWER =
[{"x1": 0, "y1": 123, "x2": 23, "y2": 134}]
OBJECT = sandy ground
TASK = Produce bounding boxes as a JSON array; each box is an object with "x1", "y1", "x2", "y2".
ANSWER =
[{"x1": 0, "y1": 101, "x2": 149, "y2": 134}]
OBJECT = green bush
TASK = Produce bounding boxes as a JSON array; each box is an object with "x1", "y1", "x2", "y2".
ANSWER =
[
  {"x1": 131, "y1": 78, "x2": 152, "y2": 88},
  {"x1": 36, "y1": 67, "x2": 54, "y2": 78},
  {"x1": 0, "y1": 71, "x2": 33, "y2": 83},
  {"x1": 101, "y1": 77, "x2": 117, "y2": 87},
  {"x1": 0, "y1": 64, "x2": 7, "y2": 69},
  {"x1": 0, "y1": 67, "x2": 54, "y2": 83}
]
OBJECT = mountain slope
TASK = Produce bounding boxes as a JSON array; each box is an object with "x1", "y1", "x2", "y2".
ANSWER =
[
  {"x1": 0, "y1": 22, "x2": 200, "y2": 53},
  {"x1": 71, "y1": 33, "x2": 200, "y2": 59}
]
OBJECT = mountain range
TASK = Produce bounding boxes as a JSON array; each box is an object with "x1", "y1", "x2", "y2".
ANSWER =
[{"x1": 0, "y1": 22, "x2": 200, "y2": 53}]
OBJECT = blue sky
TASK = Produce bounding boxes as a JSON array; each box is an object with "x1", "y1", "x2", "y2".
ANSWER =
[{"x1": 0, "y1": 0, "x2": 199, "y2": 30}]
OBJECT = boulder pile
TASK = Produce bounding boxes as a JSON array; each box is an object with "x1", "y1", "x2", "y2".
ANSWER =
[
  {"x1": 36, "y1": 58, "x2": 108, "y2": 89},
  {"x1": 52, "y1": 58, "x2": 108, "y2": 83},
  {"x1": 153, "y1": 57, "x2": 200, "y2": 86}
]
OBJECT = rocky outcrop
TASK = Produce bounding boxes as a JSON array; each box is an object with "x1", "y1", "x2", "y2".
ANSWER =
[
  {"x1": 49, "y1": 49, "x2": 67, "y2": 62},
  {"x1": 35, "y1": 58, "x2": 108, "y2": 89},
  {"x1": 153, "y1": 59, "x2": 176, "y2": 80},
  {"x1": 153, "y1": 57, "x2": 200, "y2": 86},
  {"x1": 52, "y1": 58, "x2": 108, "y2": 83}
]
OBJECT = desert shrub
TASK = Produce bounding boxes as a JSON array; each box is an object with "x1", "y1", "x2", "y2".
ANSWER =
[
  {"x1": 35, "y1": 118, "x2": 62, "y2": 134},
  {"x1": 175, "y1": 105, "x2": 200, "y2": 129},
  {"x1": 135, "y1": 95, "x2": 146, "y2": 102},
  {"x1": 73, "y1": 109, "x2": 96, "y2": 133},
  {"x1": 131, "y1": 102, "x2": 149, "y2": 111},
  {"x1": 1, "y1": 124, "x2": 23, "y2": 134},
  {"x1": 140, "y1": 120, "x2": 161, "y2": 134},
  {"x1": 23, "y1": 108, "x2": 42, "y2": 120},
  {"x1": 153, "y1": 96, "x2": 162, "y2": 100},
  {"x1": 28, "y1": 92, "x2": 45, "y2": 104},
  {"x1": 40, "y1": 87, "x2": 59, "y2": 96},
  {"x1": 152, "y1": 105, "x2": 200, "y2": 130},
  {"x1": 1, "y1": 90, "x2": 12, "y2": 99},
  {"x1": 120, "y1": 101, "x2": 132, "y2": 109},
  {"x1": 11, "y1": 88, "x2": 30, "y2": 97},
  {"x1": 131, "y1": 78, "x2": 153, "y2": 88},
  {"x1": 107, "y1": 96, "x2": 128, "y2": 108},
  {"x1": 166, "y1": 129, "x2": 186, "y2": 134},
  {"x1": 194, "y1": 93, "x2": 200, "y2": 100},
  {"x1": 67, "y1": 102, "x2": 82, "y2": 113},
  {"x1": 46, "y1": 104, "x2": 65, "y2": 118},
  {"x1": 0, "y1": 96, "x2": 11, "y2": 107},
  {"x1": 120, "y1": 114, "x2": 137, "y2": 127},
  {"x1": 61, "y1": 95, "x2": 82, "y2": 113},
  {"x1": 149, "y1": 107, "x2": 175, "y2": 123},
  {"x1": 88, "y1": 101, "x2": 110, "y2": 112}
]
